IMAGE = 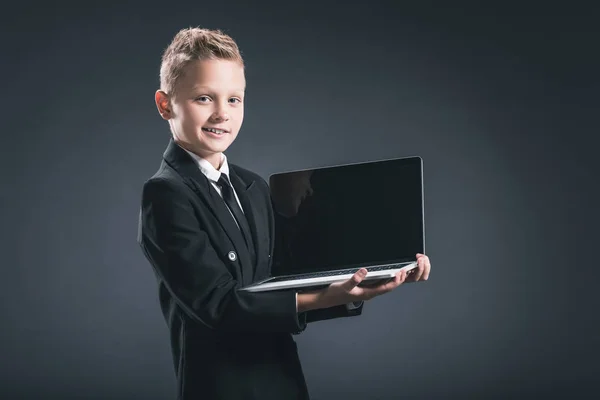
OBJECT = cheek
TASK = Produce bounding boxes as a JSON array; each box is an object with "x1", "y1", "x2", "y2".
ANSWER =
[
  {"x1": 233, "y1": 109, "x2": 244, "y2": 128},
  {"x1": 183, "y1": 106, "x2": 208, "y2": 126}
]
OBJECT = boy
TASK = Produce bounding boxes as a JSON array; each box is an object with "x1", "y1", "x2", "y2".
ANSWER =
[{"x1": 137, "y1": 27, "x2": 431, "y2": 400}]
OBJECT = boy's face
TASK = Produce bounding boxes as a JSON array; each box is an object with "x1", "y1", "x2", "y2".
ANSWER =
[{"x1": 156, "y1": 59, "x2": 245, "y2": 165}]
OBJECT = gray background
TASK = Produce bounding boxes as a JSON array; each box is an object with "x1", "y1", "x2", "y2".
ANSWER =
[{"x1": 2, "y1": 1, "x2": 599, "y2": 399}]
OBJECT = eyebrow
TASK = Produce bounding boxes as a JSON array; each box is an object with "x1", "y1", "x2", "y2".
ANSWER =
[{"x1": 192, "y1": 85, "x2": 245, "y2": 94}]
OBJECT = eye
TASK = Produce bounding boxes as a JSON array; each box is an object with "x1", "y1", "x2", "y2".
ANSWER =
[
  {"x1": 195, "y1": 96, "x2": 211, "y2": 102},
  {"x1": 229, "y1": 98, "x2": 242, "y2": 104}
]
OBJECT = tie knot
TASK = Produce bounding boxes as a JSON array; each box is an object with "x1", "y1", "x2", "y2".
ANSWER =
[{"x1": 218, "y1": 174, "x2": 231, "y2": 188}]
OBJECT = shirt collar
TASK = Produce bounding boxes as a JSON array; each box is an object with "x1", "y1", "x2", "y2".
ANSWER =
[{"x1": 179, "y1": 145, "x2": 230, "y2": 183}]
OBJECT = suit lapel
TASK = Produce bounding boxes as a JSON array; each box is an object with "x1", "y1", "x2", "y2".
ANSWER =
[
  {"x1": 229, "y1": 168, "x2": 262, "y2": 275},
  {"x1": 162, "y1": 140, "x2": 253, "y2": 283}
]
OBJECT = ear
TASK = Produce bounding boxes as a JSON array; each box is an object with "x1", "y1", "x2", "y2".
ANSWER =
[{"x1": 155, "y1": 90, "x2": 173, "y2": 120}]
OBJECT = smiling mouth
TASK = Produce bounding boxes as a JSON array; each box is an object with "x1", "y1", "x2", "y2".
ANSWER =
[{"x1": 202, "y1": 127, "x2": 228, "y2": 135}]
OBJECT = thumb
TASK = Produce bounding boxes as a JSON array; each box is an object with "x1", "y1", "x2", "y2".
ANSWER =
[{"x1": 341, "y1": 268, "x2": 367, "y2": 292}]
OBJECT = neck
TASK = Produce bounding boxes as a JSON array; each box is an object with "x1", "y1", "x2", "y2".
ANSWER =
[
  {"x1": 175, "y1": 139, "x2": 223, "y2": 170},
  {"x1": 203, "y1": 152, "x2": 223, "y2": 170}
]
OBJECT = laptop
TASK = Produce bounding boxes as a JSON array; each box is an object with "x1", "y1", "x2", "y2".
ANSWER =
[{"x1": 240, "y1": 156, "x2": 425, "y2": 292}]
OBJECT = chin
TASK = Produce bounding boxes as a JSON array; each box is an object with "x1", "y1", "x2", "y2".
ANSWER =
[
  {"x1": 196, "y1": 138, "x2": 231, "y2": 151},
  {"x1": 210, "y1": 142, "x2": 233, "y2": 153}
]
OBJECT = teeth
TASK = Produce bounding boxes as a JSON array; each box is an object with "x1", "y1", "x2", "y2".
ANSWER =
[{"x1": 205, "y1": 128, "x2": 225, "y2": 134}]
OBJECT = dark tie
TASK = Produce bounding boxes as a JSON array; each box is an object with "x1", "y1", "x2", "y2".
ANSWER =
[{"x1": 217, "y1": 174, "x2": 256, "y2": 264}]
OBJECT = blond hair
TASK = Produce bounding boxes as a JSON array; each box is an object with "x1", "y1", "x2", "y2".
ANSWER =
[{"x1": 159, "y1": 27, "x2": 244, "y2": 96}]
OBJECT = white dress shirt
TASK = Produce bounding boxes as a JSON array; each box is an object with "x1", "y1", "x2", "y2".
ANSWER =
[{"x1": 181, "y1": 147, "x2": 245, "y2": 225}]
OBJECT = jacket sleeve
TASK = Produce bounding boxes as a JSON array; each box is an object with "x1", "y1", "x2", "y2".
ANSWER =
[
  {"x1": 303, "y1": 302, "x2": 364, "y2": 325},
  {"x1": 138, "y1": 177, "x2": 304, "y2": 334}
]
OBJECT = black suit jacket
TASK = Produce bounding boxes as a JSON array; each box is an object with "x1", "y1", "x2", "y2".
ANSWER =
[{"x1": 137, "y1": 139, "x2": 363, "y2": 400}]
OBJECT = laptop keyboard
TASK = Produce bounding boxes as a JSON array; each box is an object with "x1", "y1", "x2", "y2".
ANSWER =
[{"x1": 287, "y1": 263, "x2": 406, "y2": 281}]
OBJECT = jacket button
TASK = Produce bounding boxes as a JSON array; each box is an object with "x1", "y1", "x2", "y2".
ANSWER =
[{"x1": 228, "y1": 251, "x2": 237, "y2": 261}]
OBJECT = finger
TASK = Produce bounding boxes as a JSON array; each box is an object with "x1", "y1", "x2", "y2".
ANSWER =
[
  {"x1": 342, "y1": 268, "x2": 368, "y2": 292},
  {"x1": 422, "y1": 257, "x2": 431, "y2": 281},
  {"x1": 362, "y1": 275, "x2": 396, "y2": 295},
  {"x1": 414, "y1": 254, "x2": 426, "y2": 278},
  {"x1": 387, "y1": 269, "x2": 406, "y2": 289},
  {"x1": 362, "y1": 270, "x2": 404, "y2": 298},
  {"x1": 396, "y1": 269, "x2": 408, "y2": 287},
  {"x1": 400, "y1": 269, "x2": 408, "y2": 284},
  {"x1": 414, "y1": 258, "x2": 425, "y2": 281},
  {"x1": 387, "y1": 271, "x2": 402, "y2": 288}
]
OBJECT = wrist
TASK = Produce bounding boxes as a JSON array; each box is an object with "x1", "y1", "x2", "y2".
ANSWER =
[{"x1": 297, "y1": 290, "x2": 328, "y2": 312}]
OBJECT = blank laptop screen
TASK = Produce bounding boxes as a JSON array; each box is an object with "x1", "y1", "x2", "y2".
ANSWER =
[{"x1": 269, "y1": 157, "x2": 424, "y2": 276}]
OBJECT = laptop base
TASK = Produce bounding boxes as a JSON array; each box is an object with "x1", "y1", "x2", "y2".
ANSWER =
[{"x1": 240, "y1": 262, "x2": 418, "y2": 292}]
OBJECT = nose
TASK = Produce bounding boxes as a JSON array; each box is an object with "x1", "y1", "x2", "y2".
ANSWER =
[{"x1": 211, "y1": 104, "x2": 230, "y2": 122}]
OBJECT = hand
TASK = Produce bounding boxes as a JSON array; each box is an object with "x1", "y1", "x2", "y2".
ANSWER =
[
  {"x1": 405, "y1": 253, "x2": 431, "y2": 283},
  {"x1": 317, "y1": 268, "x2": 409, "y2": 309},
  {"x1": 296, "y1": 254, "x2": 432, "y2": 312}
]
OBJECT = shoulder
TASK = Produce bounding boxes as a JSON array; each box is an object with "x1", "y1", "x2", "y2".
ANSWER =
[
  {"x1": 141, "y1": 163, "x2": 190, "y2": 202},
  {"x1": 230, "y1": 163, "x2": 269, "y2": 190}
]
